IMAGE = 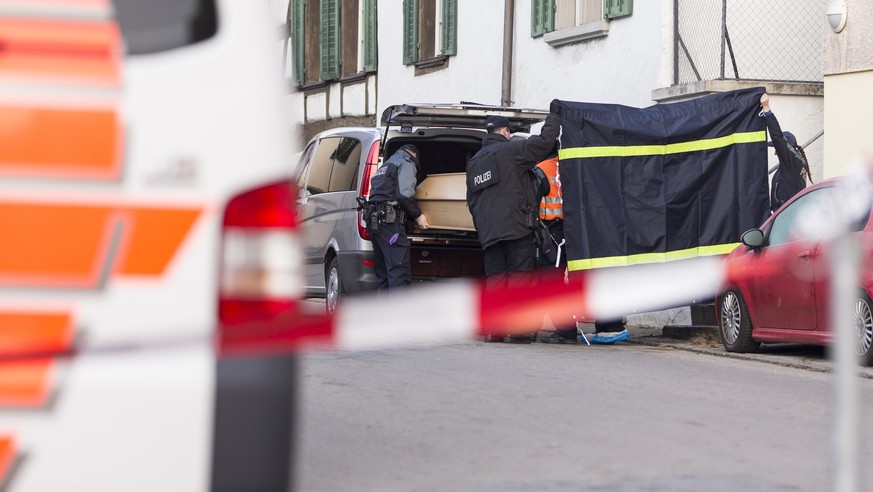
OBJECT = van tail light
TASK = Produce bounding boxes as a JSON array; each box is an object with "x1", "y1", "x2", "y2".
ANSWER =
[
  {"x1": 218, "y1": 180, "x2": 303, "y2": 353},
  {"x1": 357, "y1": 140, "x2": 380, "y2": 240}
]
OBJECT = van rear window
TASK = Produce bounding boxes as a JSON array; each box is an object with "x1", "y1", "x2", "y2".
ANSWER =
[{"x1": 113, "y1": 0, "x2": 218, "y2": 55}]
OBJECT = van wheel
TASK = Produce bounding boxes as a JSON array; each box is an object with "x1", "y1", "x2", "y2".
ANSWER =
[
  {"x1": 325, "y1": 257, "x2": 343, "y2": 314},
  {"x1": 718, "y1": 290, "x2": 760, "y2": 353},
  {"x1": 854, "y1": 292, "x2": 873, "y2": 366}
]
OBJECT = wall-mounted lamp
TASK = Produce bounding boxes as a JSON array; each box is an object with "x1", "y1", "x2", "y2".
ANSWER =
[{"x1": 827, "y1": 0, "x2": 847, "y2": 33}]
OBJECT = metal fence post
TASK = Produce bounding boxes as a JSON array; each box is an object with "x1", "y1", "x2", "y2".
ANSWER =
[
  {"x1": 719, "y1": 0, "x2": 726, "y2": 79},
  {"x1": 673, "y1": 0, "x2": 679, "y2": 85}
]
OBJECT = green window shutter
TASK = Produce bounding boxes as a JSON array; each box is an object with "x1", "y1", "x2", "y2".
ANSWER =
[
  {"x1": 320, "y1": 0, "x2": 340, "y2": 80},
  {"x1": 362, "y1": 0, "x2": 377, "y2": 72},
  {"x1": 605, "y1": 0, "x2": 632, "y2": 19},
  {"x1": 290, "y1": 0, "x2": 304, "y2": 85},
  {"x1": 402, "y1": 0, "x2": 418, "y2": 65},
  {"x1": 531, "y1": 0, "x2": 543, "y2": 37},
  {"x1": 441, "y1": 0, "x2": 457, "y2": 56},
  {"x1": 531, "y1": 0, "x2": 554, "y2": 37},
  {"x1": 543, "y1": 0, "x2": 554, "y2": 32}
]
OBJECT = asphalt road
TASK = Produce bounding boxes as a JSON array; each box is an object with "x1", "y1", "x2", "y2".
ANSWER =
[{"x1": 296, "y1": 338, "x2": 873, "y2": 492}]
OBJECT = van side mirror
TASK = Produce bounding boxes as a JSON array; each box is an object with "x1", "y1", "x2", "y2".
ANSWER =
[{"x1": 741, "y1": 228, "x2": 765, "y2": 249}]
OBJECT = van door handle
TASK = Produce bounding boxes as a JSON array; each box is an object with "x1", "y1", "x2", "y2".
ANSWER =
[{"x1": 798, "y1": 250, "x2": 810, "y2": 261}]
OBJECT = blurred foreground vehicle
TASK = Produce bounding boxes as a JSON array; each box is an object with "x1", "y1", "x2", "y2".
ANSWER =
[
  {"x1": 717, "y1": 178, "x2": 873, "y2": 365},
  {"x1": 0, "y1": 1, "x2": 300, "y2": 491}
]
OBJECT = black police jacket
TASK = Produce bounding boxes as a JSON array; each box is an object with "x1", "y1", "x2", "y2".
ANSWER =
[
  {"x1": 466, "y1": 113, "x2": 561, "y2": 249},
  {"x1": 763, "y1": 112, "x2": 807, "y2": 211},
  {"x1": 369, "y1": 148, "x2": 422, "y2": 218}
]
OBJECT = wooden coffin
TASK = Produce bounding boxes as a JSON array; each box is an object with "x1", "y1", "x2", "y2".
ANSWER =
[{"x1": 414, "y1": 172, "x2": 475, "y2": 231}]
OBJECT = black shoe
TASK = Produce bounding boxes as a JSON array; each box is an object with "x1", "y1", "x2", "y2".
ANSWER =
[
  {"x1": 504, "y1": 334, "x2": 535, "y2": 344},
  {"x1": 483, "y1": 334, "x2": 504, "y2": 343},
  {"x1": 539, "y1": 330, "x2": 577, "y2": 344}
]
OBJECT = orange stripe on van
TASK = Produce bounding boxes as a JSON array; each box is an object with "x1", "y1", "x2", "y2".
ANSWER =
[
  {"x1": 0, "y1": 436, "x2": 14, "y2": 487},
  {"x1": 116, "y1": 208, "x2": 203, "y2": 276},
  {"x1": 0, "y1": 203, "x2": 117, "y2": 287},
  {"x1": 0, "y1": 311, "x2": 73, "y2": 357},
  {"x1": 0, "y1": 104, "x2": 121, "y2": 179},
  {"x1": 0, "y1": 17, "x2": 120, "y2": 83},
  {"x1": 0, "y1": 202, "x2": 201, "y2": 287},
  {"x1": 0, "y1": 360, "x2": 53, "y2": 407}
]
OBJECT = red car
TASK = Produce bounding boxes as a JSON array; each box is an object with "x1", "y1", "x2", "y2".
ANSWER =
[{"x1": 716, "y1": 178, "x2": 873, "y2": 365}]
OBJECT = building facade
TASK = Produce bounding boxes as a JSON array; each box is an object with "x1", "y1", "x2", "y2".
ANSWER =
[
  {"x1": 281, "y1": 0, "x2": 826, "y2": 182},
  {"x1": 822, "y1": 0, "x2": 873, "y2": 178}
]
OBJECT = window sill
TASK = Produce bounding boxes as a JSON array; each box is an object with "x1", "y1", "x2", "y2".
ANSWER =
[
  {"x1": 300, "y1": 80, "x2": 328, "y2": 91},
  {"x1": 652, "y1": 79, "x2": 824, "y2": 103},
  {"x1": 414, "y1": 55, "x2": 450, "y2": 76},
  {"x1": 544, "y1": 20, "x2": 610, "y2": 47},
  {"x1": 339, "y1": 72, "x2": 370, "y2": 84}
]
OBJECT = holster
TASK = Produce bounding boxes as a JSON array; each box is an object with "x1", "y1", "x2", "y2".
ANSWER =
[
  {"x1": 361, "y1": 199, "x2": 381, "y2": 234},
  {"x1": 383, "y1": 201, "x2": 405, "y2": 224},
  {"x1": 384, "y1": 204, "x2": 396, "y2": 224},
  {"x1": 363, "y1": 200, "x2": 405, "y2": 233}
]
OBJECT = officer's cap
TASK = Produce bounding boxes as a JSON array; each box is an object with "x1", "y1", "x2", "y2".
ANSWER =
[
  {"x1": 485, "y1": 115, "x2": 511, "y2": 130},
  {"x1": 399, "y1": 144, "x2": 419, "y2": 157}
]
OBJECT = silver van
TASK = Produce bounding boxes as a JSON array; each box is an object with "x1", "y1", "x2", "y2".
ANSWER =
[{"x1": 294, "y1": 104, "x2": 547, "y2": 312}]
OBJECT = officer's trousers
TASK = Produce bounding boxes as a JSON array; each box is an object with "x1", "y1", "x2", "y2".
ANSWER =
[
  {"x1": 369, "y1": 220, "x2": 411, "y2": 292},
  {"x1": 483, "y1": 233, "x2": 537, "y2": 291}
]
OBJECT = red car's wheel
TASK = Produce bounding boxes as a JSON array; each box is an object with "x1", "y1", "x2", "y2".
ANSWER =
[
  {"x1": 853, "y1": 292, "x2": 873, "y2": 366},
  {"x1": 718, "y1": 290, "x2": 760, "y2": 353}
]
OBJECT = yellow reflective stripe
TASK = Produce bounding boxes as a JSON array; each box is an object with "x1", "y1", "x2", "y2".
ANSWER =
[
  {"x1": 558, "y1": 131, "x2": 766, "y2": 160},
  {"x1": 566, "y1": 243, "x2": 739, "y2": 271}
]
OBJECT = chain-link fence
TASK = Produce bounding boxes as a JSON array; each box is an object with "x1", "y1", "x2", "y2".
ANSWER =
[{"x1": 674, "y1": 0, "x2": 823, "y2": 85}]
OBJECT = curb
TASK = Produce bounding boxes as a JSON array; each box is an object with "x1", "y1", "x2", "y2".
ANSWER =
[{"x1": 662, "y1": 324, "x2": 718, "y2": 340}]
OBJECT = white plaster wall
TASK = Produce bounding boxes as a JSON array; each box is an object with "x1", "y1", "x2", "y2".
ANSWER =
[
  {"x1": 377, "y1": 0, "x2": 506, "y2": 113},
  {"x1": 306, "y1": 92, "x2": 327, "y2": 121},
  {"x1": 367, "y1": 76, "x2": 377, "y2": 114},
  {"x1": 513, "y1": 0, "x2": 665, "y2": 108},
  {"x1": 329, "y1": 84, "x2": 342, "y2": 118},
  {"x1": 377, "y1": 0, "x2": 666, "y2": 118},
  {"x1": 823, "y1": 0, "x2": 873, "y2": 75},
  {"x1": 822, "y1": 0, "x2": 873, "y2": 178},
  {"x1": 342, "y1": 82, "x2": 368, "y2": 116},
  {"x1": 824, "y1": 71, "x2": 873, "y2": 178}
]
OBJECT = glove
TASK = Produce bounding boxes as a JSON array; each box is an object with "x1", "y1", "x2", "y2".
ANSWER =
[{"x1": 549, "y1": 99, "x2": 562, "y2": 115}]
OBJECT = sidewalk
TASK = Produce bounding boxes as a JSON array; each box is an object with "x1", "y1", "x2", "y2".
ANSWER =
[{"x1": 585, "y1": 323, "x2": 873, "y2": 379}]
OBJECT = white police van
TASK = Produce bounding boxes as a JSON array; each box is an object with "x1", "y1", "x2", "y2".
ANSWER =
[{"x1": 0, "y1": 1, "x2": 301, "y2": 490}]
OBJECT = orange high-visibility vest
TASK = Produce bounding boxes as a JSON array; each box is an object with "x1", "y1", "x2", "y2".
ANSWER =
[{"x1": 536, "y1": 156, "x2": 562, "y2": 220}]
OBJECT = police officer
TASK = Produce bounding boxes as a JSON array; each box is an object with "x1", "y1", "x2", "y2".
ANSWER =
[
  {"x1": 366, "y1": 144, "x2": 428, "y2": 292},
  {"x1": 759, "y1": 93, "x2": 813, "y2": 213},
  {"x1": 467, "y1": 106, "x2": 561, "y2": 342}
]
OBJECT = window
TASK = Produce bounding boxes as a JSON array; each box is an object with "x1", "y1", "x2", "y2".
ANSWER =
[
  {"x1": 328, "y1": 138, "x2": 362, "y2": 192},
  {"x1": 289, "y1": 0, "x2": 377, "y2": 86},
  {"x1": 301, "y1": 137, "x2": 362, "y2": 196},
  {"x1": 295, "y1": 142, "x2": 317, "y2": 191},
  {"x1": 531, "y1": 0, "x2": 632, "y2": 38},
  {"x1": 767, "y1": 187, "x2": 835, "y2": 247},
  {"x1": 402, "y1": 0, "x2": 457, "y2": 66}
]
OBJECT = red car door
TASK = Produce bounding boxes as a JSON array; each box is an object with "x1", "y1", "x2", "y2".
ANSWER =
[
  {"x1": 747, "y1": 238, "x2": 819, "y2": 330},
  {"x1": 746, "y1": 188, "x2": 837, "y2": 331}
]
